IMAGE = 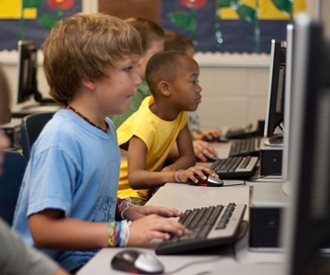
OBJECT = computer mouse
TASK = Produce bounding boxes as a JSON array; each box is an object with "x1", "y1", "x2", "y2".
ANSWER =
[
  {"x1": 197, "y1": 155, "x2": 218, "y2": 163},
  {"x1": 218, "y1": 136, "x2": 229, "y2": 143},
  {"x1": 111, "y1": 249, "x2": 165, "y2": 274},
  {"x1": 189, "y1": 174, "x2": 224, "y2": 187}
]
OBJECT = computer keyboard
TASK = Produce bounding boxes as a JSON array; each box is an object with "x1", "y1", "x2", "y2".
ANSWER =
[
  {"x1": 228, "y1": 137, "x2": 261, "y2": 157},
  {"x1": 225, "y1": 124, "x2": 257, "y2": 139},
  {"x1": 155, "y1": 203, "x2": 246, "y2": 255},
  {"x1": 211, "y1": 156, "x2": 258, "y2": 179}
]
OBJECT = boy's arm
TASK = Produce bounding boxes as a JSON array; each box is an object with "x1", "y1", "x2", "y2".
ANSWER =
[
  {"x1": 29, "y1": 210, "x2": 109, "y2": 250},
  {"x1": 28, "y1": 209, "x2": 186, "y2": 249},
  {"x1": 163, "y1": 125, "x2": 196, "y2": 171},
  {"x1": 127, "y1": 136, "x2": 177, "y2": 189}
]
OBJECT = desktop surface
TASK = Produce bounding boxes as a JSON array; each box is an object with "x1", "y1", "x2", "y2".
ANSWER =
[
  {"x1": 77, "y1": 182, "x2": 285, "y2": 274},
  {"x1": 11, "y1": 105, "x2": 62, "y2": 118}
]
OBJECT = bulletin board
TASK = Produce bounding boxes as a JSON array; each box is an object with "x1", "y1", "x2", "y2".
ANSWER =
[
  {"x1": 0, "y1": 0, "x2": 307, "y2": 53},
  {"x1": 0, "y1": 0, "x2": 81, "y2": 50},
  {"x1": 99, "y1": 0, "x2": 307, "y2": 54}
]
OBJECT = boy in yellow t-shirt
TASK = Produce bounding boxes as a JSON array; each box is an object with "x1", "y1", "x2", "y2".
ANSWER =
[{"x1": 117, "y1": 51, "x2": 219, "y2": 204}]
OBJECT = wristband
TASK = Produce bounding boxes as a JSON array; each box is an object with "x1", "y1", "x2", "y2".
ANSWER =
[{"x1": 175, "y1": 169, "x2": 184, "y2": 183}]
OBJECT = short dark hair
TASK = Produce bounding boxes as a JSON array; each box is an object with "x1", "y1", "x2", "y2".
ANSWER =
[{"x1": 145, "y1": 50, "x2": 187, "y2": 96}]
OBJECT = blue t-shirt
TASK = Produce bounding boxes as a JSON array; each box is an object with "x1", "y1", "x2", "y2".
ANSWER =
[{"x1": 13, "y1": 109, "x2": 120, "y2": 271}]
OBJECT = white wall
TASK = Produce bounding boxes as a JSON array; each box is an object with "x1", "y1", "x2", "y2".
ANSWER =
[{"x1": 0, "y1": 51, "x2": 270, "y2": 128}]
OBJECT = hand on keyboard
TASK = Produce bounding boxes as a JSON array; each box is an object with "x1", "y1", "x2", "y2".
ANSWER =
[{"x1": 156, "y1": 203, "x2": 246, "y2": 255}]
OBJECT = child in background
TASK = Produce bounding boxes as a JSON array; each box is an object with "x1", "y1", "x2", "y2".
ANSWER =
[
  {"x1": 117, "y1": 51, "x2": 219, "y2": 204},
  {"x1": 13, "y1": 13, "x2": 187, "y2": 273},
  {"x1": 0, "y1": 65, "x2": 67, "y2": 275},
  {"x1": 111, "y1": 17, "x2": 165, "y2": 128},
  {"x1": 164, "y1": 31, "x2": 224, "y2": 143}
]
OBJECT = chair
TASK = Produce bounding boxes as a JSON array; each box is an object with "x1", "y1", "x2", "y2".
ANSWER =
[
  {"x1": 0, "y1": 151, "x2": 27, "y2": 225},
  {"x1": 20, "y1": 112, "x2": 55, "y2": 159}
]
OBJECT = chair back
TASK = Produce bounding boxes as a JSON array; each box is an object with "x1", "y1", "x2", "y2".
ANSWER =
[
  {"x1": 20, "y1": 112, "x2": 54, "y2": 159},
  {"x1": 0, "y1": 151, "x2": 27, "y2": 225}
]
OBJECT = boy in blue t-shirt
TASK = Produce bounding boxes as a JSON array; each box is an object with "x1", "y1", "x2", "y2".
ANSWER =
[{"x1": 13, "y1": 13, "x2": 186, "y2": 273}]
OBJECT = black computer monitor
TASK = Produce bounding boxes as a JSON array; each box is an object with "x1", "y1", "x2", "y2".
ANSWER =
[
  {"x1": 283, "y1": 15, "x2": 330, "y2": 275},
  {"x1": 17, "y1": 40, "x2": 54, "y2": 106},
  {"x1": 263, "y1": 39, "x2": 287, "y2": 142}
]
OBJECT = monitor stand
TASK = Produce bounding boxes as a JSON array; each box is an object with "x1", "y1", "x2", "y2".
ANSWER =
[
  {"x1": 263, "y1": 134, "x2": 284, "y2": 147},
  {"x1": 34, "y1": 90, "x2": 56, "y2": 105},
  {"x1": 281, "y1": 181, "x2": 290, "y2": 197}
]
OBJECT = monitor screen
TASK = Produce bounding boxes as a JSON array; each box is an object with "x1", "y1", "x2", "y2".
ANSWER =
[
  {"x1": 264, "y1": 40, "x2": 287, "y2": 141},
  {"x1": 17, "y1": 40, "x2": 54, "y2": 106},
  {"x1": 283, "y1": 15, "x2": 330, "y2": 275},
  {"x1": 17, "y1": 40, "x2": 39, "y2": 104}
]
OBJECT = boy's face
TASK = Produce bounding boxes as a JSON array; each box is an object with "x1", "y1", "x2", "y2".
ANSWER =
[
  {"x1": 136, "y1": 39, "x2": 164, "y2": 79},
  {"x1": 170, "y1": 56, "x2": 202, "y2": 112},
  {"x1": 92, "y1": 55, "x2": 141, "y2": 116}
]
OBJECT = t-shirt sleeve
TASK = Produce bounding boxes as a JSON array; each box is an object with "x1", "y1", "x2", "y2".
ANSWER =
[{"x1": 26, "y1": 146, "x2": 78, "y2": 217}]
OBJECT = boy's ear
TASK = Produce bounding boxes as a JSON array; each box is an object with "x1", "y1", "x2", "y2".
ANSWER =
[
  {"x1": 158, "y1": 80, "x2": 171, "y2": 97},
  {"x1": 81, "y1": 78, "x2": 96, "y2": 90}
]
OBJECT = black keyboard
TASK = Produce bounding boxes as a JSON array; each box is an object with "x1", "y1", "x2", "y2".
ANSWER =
[
  {"x1": 225, "y1": 124, "x2": 257, "y2": 139},
  {"x1": 155, "y1": 203, "x2": 246, "y2": 255},
  {"x1": 211, "y1": 156, "x2": 258, "y2": 179},
  {"x1": 228, "y1": 137, "x2": 261, "y2": 157}
]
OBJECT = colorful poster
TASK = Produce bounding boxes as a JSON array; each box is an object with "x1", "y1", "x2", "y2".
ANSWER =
[
  {"x1": 0, "y1": 0, "x2": 81, "y2": 50},
  {"x1": 161, "y1": 0, "x2": 307, "y2": 53}
]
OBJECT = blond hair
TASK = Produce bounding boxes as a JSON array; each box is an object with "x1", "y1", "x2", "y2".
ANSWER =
[{"x1": 43, "y1": 13, "x2": 142, "y2": 105}]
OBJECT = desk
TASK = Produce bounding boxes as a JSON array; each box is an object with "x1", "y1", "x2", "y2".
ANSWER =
[{"x1": 77, "y1": 183, "x2": 284, "y2": 275}]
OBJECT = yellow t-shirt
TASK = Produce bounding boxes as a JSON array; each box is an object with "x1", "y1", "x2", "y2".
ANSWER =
[{"x1": 117, "y1": 96, "x2": 187, "y2": 200}]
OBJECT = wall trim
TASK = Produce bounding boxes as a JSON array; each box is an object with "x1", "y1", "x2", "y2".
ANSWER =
[{"x1": 1, "y1": 50, "x2": 270, "y2": 68}]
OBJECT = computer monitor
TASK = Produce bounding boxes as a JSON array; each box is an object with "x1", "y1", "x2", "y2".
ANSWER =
[
  {"x1": 283, "y1": 15, "x2": 330, "y2": 275},
  {"x1": 17, "y1": 40, "x2": 54, "y2": 106},
  {"x1": 263, "y1": 39, "x2": 287, "y2": 143},
  {"x1": 281, "y1": 24, "x2": 295, "y2": 184}
]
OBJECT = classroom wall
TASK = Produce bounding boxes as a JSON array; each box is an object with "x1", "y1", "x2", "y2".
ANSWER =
[
  {"x1": 0, "y1": 51, "x2": 270, "y2": 128},
  {"x1": 0, "y1": 0, "x2": 325, "y2": 129}
]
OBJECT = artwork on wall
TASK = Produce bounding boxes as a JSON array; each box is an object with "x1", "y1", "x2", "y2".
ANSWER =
[
  {"x1": 161, "y1": 0, "x2": 307, "y2": 53},
  {"x1": 0, "y1": 0, "x2": 81, "y2": 50},
  {"x1": 0, "y1": 0, "x2": 307, "y2": 53}
]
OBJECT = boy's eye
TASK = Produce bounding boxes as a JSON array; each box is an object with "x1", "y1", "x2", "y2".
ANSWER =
[
  {"x1": 123, "y1": 66, "x2": 133, "y2": 72},
  {"x1": 191, "y1": 79, "x2": 199, "y2": 85}
]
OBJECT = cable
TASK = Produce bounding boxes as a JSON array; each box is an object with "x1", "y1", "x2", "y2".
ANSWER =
[{"x1": 164, "y1": 256, "x2": 222, "y2": 274}]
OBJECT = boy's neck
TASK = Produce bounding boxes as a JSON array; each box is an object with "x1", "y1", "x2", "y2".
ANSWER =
[
  {"x1": 68, "y1": 99, "x2": 108, "y2": 132},
  {"x1": 150, "y1": 101, "x2": 180, "y2": 121}
]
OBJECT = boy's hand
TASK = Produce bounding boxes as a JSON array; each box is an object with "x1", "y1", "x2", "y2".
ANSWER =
[
  {"x1": 193, "y1": 140, "x2": 218, "y2": 162},
  {"x1": 193, "y1": 128, "x2": 223, "y2": 141},
  {"x1": 124, "y1": 205, "x2": 182, "y2": 221},
  {"x1": 128, "y1": 214, "x2": 187, "y2": 246},
  {"x1": 177, "y1": 165, "x2": 219, "y2": 184}
]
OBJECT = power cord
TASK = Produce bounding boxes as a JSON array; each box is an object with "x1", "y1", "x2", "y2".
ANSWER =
[{"x1": 164, "y1": 256, "x2": 222, "y2": 274}]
